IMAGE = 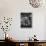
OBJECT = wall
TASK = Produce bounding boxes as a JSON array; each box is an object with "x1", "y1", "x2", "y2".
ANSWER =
[{"x1": 0, "y1": 0, "x2": 46, "y2": 40}]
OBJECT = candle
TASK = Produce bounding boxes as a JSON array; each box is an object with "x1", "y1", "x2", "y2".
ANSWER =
[{"x1": 6, "y1": 34, "x2": 8, "y2": 38}]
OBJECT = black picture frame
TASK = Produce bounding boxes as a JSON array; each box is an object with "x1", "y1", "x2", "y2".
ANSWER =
[{"x1": 21, "y1": 12, "x2": 32, "y2": 28}]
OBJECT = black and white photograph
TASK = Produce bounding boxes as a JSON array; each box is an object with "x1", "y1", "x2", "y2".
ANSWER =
[{"x1": 21, "y1": 12, "x2": 32, "y2": 28}]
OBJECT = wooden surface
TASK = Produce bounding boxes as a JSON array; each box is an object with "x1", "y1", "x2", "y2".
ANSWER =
[
  {"x1": 5, "y1": 39, "x2": 46, "y2": 46},
  {"x1": 1, "y1": 39, "x2": 46, "y2": 46},
  {"x1": 8, "y1": 40, "x2": 46, "y2": 43},
  {"x1": 24, "y1": 43, "x2": 28, "y2": 46}
]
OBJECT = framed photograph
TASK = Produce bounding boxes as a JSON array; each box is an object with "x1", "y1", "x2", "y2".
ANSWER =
[{"x1": 21, "y1": 12, "x2": 32, "y2": 28}]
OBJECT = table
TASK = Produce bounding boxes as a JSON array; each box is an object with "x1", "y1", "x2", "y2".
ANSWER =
[{"x1": 5, "y1": 39, "x2": 46, "y2": 46}]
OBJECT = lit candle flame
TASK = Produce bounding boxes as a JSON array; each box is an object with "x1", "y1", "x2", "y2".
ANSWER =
[{"x1": 6, "y1": 34, "x2": 8, "y2": 37}]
